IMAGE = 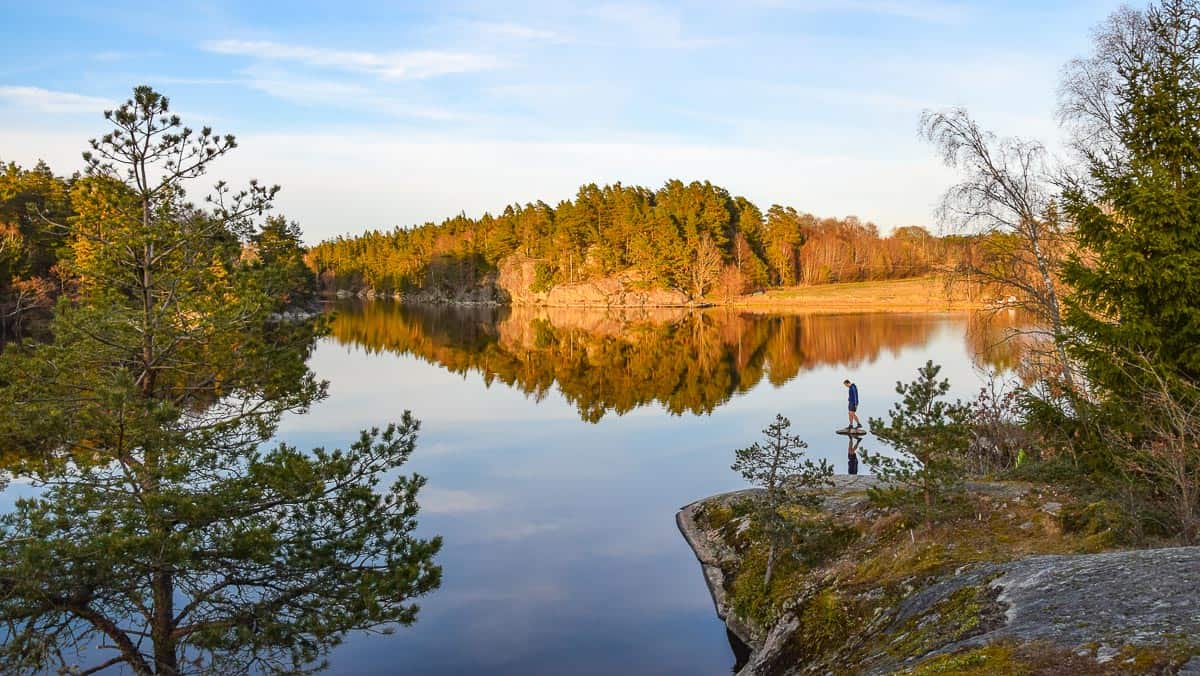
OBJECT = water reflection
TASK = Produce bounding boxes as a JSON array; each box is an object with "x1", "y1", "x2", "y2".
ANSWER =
[
  {"x1": 847, "y1": 436, "x2": 862, "y2": 475},
  {"x1": 328, "y1": 302, "x2": 1024, "y2": 423},
  {"x1": 279, "y1": 304, "x2": 1026, "y2": 674}
]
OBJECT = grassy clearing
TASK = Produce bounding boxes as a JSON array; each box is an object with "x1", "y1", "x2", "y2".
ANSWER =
[{"x1": 727, "y1": 276, "x2": 987, "y2": 312}]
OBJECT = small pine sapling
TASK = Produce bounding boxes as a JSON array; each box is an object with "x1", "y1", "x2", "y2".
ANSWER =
[
  {"x1": 732, "y1": 414, "x2": 833, "y2": 586},
  {"x1": 862, "y1": 361, "x2": 970, "y2": 519}
]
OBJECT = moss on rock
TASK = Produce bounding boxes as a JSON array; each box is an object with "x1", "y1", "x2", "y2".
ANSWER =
[
  {"x1": 887, "y1": 582, "x2": 1005, "y2": 660},
  {"x1": 681, "y1": 478, "x2": 1199, "y2": 675}
]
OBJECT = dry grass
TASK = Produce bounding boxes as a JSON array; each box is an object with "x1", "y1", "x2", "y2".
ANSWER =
[{"x1": 727, "y1": 276, "x2": 988, "y2": 313}]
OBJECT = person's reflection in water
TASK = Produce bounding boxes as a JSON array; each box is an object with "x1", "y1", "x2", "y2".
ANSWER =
[{"x1": 847, "y1": 436, "x2": 862, "y2": 475}]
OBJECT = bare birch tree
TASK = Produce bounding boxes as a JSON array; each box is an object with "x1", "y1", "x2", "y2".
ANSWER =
[{"x1": 920, "y1": 108, "x2": 1078, "y2": 394}]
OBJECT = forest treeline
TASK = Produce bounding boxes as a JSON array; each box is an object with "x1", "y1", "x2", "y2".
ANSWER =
[
  {"x1": 0, "y1": 161, "x2": 72, "y2": 337},
  {"x1": 0, "y1": 158, "x2": 313, "y2": 339},
  {"x1": 306, "y1": 181, "x2": 980, "y2": 298}
]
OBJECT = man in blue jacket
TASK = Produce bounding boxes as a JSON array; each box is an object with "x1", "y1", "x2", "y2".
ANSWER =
[{"x1": 843, "y1": 379, "x2": 861, "y2": 430}]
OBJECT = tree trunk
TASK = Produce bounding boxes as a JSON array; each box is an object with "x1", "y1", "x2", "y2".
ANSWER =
[
  {"x1": 1029, "y1": 233, "x2": 1076, "y2": 395},
  {"x1": 924, "y1": 480, "x2": 933, "y2": 523},
  {"x1": 764, "y1": 542, "x2": 777, "y2": 588},
  {"x1": 141, "y1": 206, "x2": 155, "y2": 398},
  {"x1": 152, "y1": 567, "x2": 178, "y2": 675}
]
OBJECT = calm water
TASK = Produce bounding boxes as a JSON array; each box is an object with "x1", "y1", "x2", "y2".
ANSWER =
[{"x1": 273, "y1": 302, "x2": 1020, "y2": 675}]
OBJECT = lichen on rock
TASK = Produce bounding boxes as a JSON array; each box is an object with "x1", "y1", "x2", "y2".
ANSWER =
[{"x1": 678, "y1": 477, "x2": 1200, "y2": 675}]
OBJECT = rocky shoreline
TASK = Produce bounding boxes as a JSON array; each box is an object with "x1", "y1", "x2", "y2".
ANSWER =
[
  {"x1": 677, "y1": 477, "x2": 1200, "y2": 675},
  {"x1": 266, "y1": 300, "x2": 324, "y2": 322},
  {"x1": 324, "y1": 255, "x2": 707, "y2": 308}
]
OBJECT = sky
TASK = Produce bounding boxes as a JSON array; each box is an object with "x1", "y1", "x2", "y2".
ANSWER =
[{"x1": 0, "y1": 0, "x2": 1126, "y2": 244}]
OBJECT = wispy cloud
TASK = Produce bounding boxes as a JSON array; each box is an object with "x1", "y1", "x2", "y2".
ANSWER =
[
  {"x1": 240, "y1": 66, "x2": 477, "y2": 121},
  {"x1": 587, "y1": 3, "x2": 727, "y2": 48},
  {"x1": 420, "y1": 487, "x2": 500, "y2": 514},
  {"x1": 203, "y1": 39, "x2": 500, "y2": 79},
  {"x1": 476, "y1": 21, "x2": 569, "y2": 43},
  {"x1": 757, "y1": 0, "x2": 968, "y2": 24},
  {"x1": 0, "y1": 86, "x2": 112, "y2": 113}
]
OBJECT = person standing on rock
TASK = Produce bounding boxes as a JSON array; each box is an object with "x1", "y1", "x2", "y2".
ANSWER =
[{"x1": 844, "y1": 379, "x2": 861, "y2": 431}]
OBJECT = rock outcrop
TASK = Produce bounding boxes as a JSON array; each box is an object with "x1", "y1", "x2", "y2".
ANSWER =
[
  {"x1": 397, "y1": 269, "x2": 508, "y2": 305},
  {"x1": 951, "y1": 547, "x2": 1200, "y2": 657},
  {"x1": 329, "y1": 255, "x2": 696, "y2": 307},
  {"x1": 677, "y1": 487, "x2": 771, "y2": 650},
  {"x1": 340, "y1": 271, "x2": 508, "y2": 305},
  {"x1": 678, "y1": 477, "x2": 1200, "y2": 675},
  {"x1": 497, "y1": 255, "x2": 694, "y2": 307}
]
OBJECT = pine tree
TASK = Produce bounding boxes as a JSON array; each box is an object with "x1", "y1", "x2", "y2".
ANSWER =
[
  {"x1": 250, "y1": 214, "x2": 316, "y2": 308},
  {"x1": 0, "y1": 87, "x2": 441, "y2": 674},
  {"x1": 1062, "y1": 0, "x2": 1200, "y2": 398},
  {"x1": 732, "y1": 414, "x2": 833, "y2": 586},
  {"x1": 862, "y1": 361, "x2": 971, "y2": 518}
]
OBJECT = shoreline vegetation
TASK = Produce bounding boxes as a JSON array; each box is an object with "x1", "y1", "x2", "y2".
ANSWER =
[
  {"x1": 305, "y1": 180, "x2": 995, "y2": 308},
  {"x1": 323, "y1": 275, "x2": 992, "y2": 313}
]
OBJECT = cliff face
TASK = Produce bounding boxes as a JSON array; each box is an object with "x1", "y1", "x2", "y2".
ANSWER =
[
  {"x1": 678, "y1": 477, "x2": 1200, "y2": 675},
  {"x1": 336, "y1": 255, "x2": 695, "y2": 306},
  {"x1": 496, "y1": 255, "x2": 693, "y2": 307},
  {"x1": 402, "y1": 269, "x2": 508, "y2": 305}
]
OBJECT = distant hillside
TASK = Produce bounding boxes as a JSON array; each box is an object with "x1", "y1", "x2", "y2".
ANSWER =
[{"x1": 306, "y1": 180, "x2": 979, "y2": 301}]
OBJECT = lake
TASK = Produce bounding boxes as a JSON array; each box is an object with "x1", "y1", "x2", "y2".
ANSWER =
[{"x1": 274, "y1": 302, "x2": 1022, "y2": 675}]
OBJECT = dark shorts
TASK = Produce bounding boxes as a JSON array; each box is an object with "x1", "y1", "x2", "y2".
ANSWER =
[{"x1": 848, "y1": 405, "x2": 857, "y2": 412}]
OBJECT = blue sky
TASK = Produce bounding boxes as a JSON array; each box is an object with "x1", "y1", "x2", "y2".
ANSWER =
[{"x1": 0, "y1": 0, "x2": 1124, "y2": 243}]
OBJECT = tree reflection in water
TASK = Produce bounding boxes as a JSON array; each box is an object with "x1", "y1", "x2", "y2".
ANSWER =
[{"x1": 328, "y1": 302, "x2": 1025, "y2": 423}]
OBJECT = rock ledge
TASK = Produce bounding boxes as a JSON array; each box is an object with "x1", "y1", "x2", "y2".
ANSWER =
[{"x1": 678, "y1": 478, "x2": 1200, "y2": 674}]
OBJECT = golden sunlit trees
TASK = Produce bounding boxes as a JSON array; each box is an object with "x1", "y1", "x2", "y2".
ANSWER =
[
  {"x1": 0, "y1": 161, "x2": 73, "y2": 337},
  {"x1": 309, "y1": 183, "x2": 970, "y2": 301}
]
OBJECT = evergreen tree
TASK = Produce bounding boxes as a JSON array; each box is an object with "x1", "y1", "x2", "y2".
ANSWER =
[
  {"x1": 762, "y1": 205, "x2": 805, "y2": 285},
  {"x1": 732, "y1": 414, "x2": 833, "y2": 586},
  {"x1": 862, "y1": 361, "x2": 971, "y2": 518},
  {"x1": 1061, "y1": 0, "x2": 1200, "y2": 397},
  {"x1": 0, "y1": 87, "x2": 440, "y2": 674},
  {"x1": 251, "y1": 214, "x2": 316, "y2": 308}
]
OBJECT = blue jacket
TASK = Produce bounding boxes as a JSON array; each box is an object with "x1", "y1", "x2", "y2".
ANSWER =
[{"x1": 848, "y1": 383, "x2": 859, "y2": 407}]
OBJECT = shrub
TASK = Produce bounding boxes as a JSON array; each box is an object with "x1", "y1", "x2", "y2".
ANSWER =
[{"x1": 531, "y1": 261, "x2": 557, "y2": 292}]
